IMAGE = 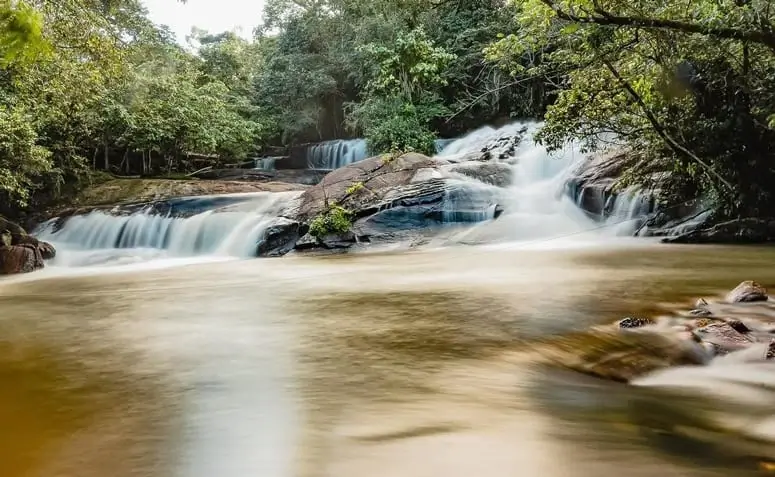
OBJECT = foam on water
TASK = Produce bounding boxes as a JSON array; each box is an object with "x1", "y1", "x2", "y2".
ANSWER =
[
  {"x1": 437, "y1": 122, "x2": 599, "y2": 242},
  {"x1": 35, "y1": 191, "x2": 300, "y2": 268}
]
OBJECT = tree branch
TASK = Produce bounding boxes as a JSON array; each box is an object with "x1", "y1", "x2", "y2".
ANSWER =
[
  {"x1": 600, "y1": 57, "x2": 734, "y2": 191},
  {"x1": 540, "y1": 0, "x2": 775, "y2": 51}
]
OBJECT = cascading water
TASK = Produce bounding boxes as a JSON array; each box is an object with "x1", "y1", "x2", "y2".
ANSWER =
[
  {"x1": 306, "y1": 139, "x2": 369, "y2": 170},
  {"x1": 436, "y1": 122, "x2": 600, "y2": 242},
  {"x1": 254, "y1": 157, "x2": 278, "y2": 170},
  {"x1": 35, "y1": 192, "x2": 300, "y2": 268}
]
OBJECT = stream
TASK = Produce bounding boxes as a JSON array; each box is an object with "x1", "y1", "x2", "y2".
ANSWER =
[{"x1": 2, "y1": 243, "x2": 775, "y2": 477}]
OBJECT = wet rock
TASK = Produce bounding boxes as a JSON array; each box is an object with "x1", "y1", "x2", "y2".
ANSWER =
[
  {"x1": 0, "y1": 216, "x2": 54, "y2": 273},
  {"x1": 726, "y1": 280, "x2": 768, "y2": 303},
  {"x1": 726, "y1": 319, "x2": 752, "y2": 334},
  {"x1": 445, "y1": 161, "x2": 513, "y2": 188},
  {"x1": 14, "y1": 234, "x2": 56, "y2": 260},
  {"x1": 692, "y1": 322, "x2": 753, "y2": 353},
  {"x1": 289, "y1": 153, "x2": 505, "y2": 253},
  {"x1": 767, "y1": 341, "x2": 775, "y2": 360},
  {"x1": 0, "y1": 244, "x2": 44, "y2": 274},
  {"x1": 689, "y1": 308, "x2": 713, "y2": 317},
  {"x1": 618, "y1": 317, "x2": 656, "y2": 329},
  {"x1": 256, "y1": 218, "x2": 305, "y2": 257},
  {"x1": 317, "y1": 231, "x2": 356, "y2": 249},
  {"x1": 662, "y1": 218, "x2": 775, "y2": 244}
]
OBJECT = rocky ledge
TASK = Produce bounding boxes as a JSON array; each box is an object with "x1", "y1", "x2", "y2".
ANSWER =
[
  {"x1": 0, "y1": 217, "x2": 56, "y2": 275},
  {"x1": 540, "y1": 280, "x2": 775, "y2": 383},
  {"x1": 255, "y1": 152, "x2": 510, "y2": 256}
]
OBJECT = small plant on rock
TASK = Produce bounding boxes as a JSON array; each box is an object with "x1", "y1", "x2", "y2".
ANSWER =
[
  {"x1": 345, "y1": 181, "x2": 365, "y2": 195},
  {"x1": 309, "y1": 204, "x2": 353, "y2": 238}
]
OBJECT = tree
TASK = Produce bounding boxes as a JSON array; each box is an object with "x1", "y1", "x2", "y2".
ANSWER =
[{"x1": 487, "y1": 0, "x2": 775, "y2": 218}]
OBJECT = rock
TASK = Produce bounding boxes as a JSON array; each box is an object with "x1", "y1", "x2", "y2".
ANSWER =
[
  {"x1": 662, "y1": 218, "x2": 775, "y2": 244},
  {"x1": 726, "y1": 280, "x2": 768, "y2": 303},
  {"x1": 444, "y1": 161, "x2": 513, "y2": 188},
  {"x1": 767, "y1": 341, "x2": 775, "y2": 360},
  {"x1": 14, "y1": 234, "x2": 56, "y2": 260},
  {"x1": 726, "y1": 319, "x2": 752, "y2": 334},
  {"x1": 692, "y1": 322, "x2": 753, "y2": 353},
  {"x1": 618, "y1": 317, "x2": 656, "y2": 329},
  {"x1": 563, "y1": 149, "x2": 636, "y2": 218},
  {"x1": 289, "y1": 153, "x2": 505, "y2": 252},
  {"x1": 695, "y1": 298, "x2": 709, "y2": 308},
  {"x1": 318, "y1": 231, "x2": 356, "y2": 249},
  {"x1": 0, "y1": 244, "x2": 44, "y2": 275},
  {"x1": 256, "y1": 218, "x2": 305, "y2": 257},
  {"x1": 689, "y1": 308, "x2": 713, "y2": 317},
  {"x1": 0, "y1": 216, "x2": 55, "y2": 273},
  {"x1": 540, "y1": 330, "x2": 707, "y2": 382}
]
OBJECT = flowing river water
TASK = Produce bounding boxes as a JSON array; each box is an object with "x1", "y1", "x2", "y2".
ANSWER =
[
  {"x1": 3, "y1": 243, "x2": 775, "y2": 477},
  {"x1": 4, "y1": 123, "x2": 775, "y2": 476}
]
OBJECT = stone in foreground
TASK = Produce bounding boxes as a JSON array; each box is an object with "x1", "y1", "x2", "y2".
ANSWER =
[{"x1": 726, "y1": 280, "x2": 768, "y2": 303}]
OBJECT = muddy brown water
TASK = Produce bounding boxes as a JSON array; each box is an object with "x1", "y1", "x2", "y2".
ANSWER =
[{"x1": 2, "y1": 242, "x2": 775, "y2": 477}]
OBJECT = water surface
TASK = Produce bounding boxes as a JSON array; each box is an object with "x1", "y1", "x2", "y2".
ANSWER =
[{"x1": 2, "y1": 243, "x2": 775, "y2": 477}]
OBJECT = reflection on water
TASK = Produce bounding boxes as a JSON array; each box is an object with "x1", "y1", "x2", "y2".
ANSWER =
[{"x1": 1, "y1": 243, "x2": 775, "y2": 477}]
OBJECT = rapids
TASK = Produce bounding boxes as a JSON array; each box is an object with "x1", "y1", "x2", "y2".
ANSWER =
[{"x1": 36, "y1": 122, "x2": 651, "y2": 270}]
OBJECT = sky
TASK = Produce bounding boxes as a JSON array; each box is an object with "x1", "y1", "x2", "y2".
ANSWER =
[{"x1": 142, "y1": 0, "x2": 266, "y2": 42}]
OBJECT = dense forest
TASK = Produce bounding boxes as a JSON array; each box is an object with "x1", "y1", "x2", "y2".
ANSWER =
[{"x1": 1, "y1": 0, "x2": 774, "y2": 223}]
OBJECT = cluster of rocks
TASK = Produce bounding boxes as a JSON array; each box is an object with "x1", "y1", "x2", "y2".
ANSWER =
[
  {"x1": 543, "y1": 281, "x2": 775, "y2": 383},
  {"x1": 0, "y1": 217, "x2": 56, "y2": 275}
]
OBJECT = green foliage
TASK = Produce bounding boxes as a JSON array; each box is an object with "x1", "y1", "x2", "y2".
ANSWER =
[
  {"x1": 0, "y1": 106, "x2": 52, "y2": 208},
  {"x1": 345, "y1": 181, "x2": 364, "y2": 195},
  {"x1": 487, "y1": 0, "x2": 775, "y2": 218},
  {"x1": 346, "y1": 95, "x2": 443, "y2": 155},
  {"x1": 309, "y1": 204, "x2": 353, "y2": 238}
]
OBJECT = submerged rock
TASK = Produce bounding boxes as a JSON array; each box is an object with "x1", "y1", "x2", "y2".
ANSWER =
[
  {"x1": 540, "y1": 330, "x2": 707, "y2": 383},
  {"x1": 726, "y1": 280, "x2": 768, "y2": 303}
]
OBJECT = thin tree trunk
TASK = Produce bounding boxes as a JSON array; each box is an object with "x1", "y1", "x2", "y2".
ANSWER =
[
  {"x1": 92, "y1": 147, "x2": 98, "y2": 169},
  {"x1": 104, "y1": 143, "x2": 109, "y2": 171}
]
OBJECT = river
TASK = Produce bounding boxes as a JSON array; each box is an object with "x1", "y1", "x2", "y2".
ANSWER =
[{"x1": 2, "y1": 242, "x2": 775, "y2": 477}]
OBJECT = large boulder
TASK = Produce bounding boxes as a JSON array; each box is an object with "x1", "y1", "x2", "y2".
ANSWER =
[
  {"x1": 281, "y1": 153, "x2": 506, "y2": 252},
  {"x1": 0, "y1": 244, "x2": 44, "y2": 274},
  {"x1": 0, "y1": 216, "x2": 55, "y2": 274}
]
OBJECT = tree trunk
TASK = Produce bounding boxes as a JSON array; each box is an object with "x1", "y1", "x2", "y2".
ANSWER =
[{"x1": 104, "y1": 143, "x2": 109, "y2": 171}]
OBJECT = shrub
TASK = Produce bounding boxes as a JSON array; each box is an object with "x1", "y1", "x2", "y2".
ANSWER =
[{"x1": 309, "y1": 204, "x2": 353, "y2": 238}]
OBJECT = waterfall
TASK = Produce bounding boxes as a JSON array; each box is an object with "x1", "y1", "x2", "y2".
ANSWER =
[
  {"x1": 436, "y1": 122, "x2": 598, "y2": 241},
  {"x1": 306, "y1": 139, "x2": 369, "y2": 170},
  {"x1": 35, "y1": 192, "x2": 300, "y2": 267},
  {"x1": 254, "y1": 157, "x2": 278, "y2": 170},
  {"x1": 604, "y1": 188, "x2": 654, "y2": 235}
]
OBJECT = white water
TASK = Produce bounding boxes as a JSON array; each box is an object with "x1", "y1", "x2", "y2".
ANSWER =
[
  {"x1": 35, "y1": 192, "x2": 300, "y2": 268},
  {"x1": 437, "y1": 122, "x2": 600, "y2": 242},
  {"x1": 306, "y1": 139, "x2": 369, "y2": 169},
  {"x1": 33, "y1": 122, "x2": 656, "y2": 270}
]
